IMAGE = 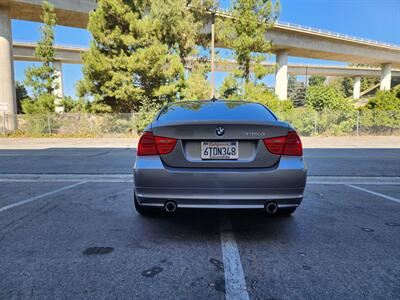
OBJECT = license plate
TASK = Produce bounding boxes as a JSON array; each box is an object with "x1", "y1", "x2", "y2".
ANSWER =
[{"x1": 201, "y1": 141, "x2": 239, "y2": 160}]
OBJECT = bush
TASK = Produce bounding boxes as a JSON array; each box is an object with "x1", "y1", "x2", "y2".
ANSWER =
[
  {"x1": 365, "y1": 90, "x2": 400, "y2": 111},
  {"x1": 306, "y1": 84, "x2": 353, "y2": 112},
  {"x1": 278, "y1": 108, "x2": 358, "y2": 136},
  {"x1": 278, "y1": 108, "x2": 317, "y2": 136},
  {"x1": 135, "y1": 98, "x2": 166, "y2": 133},
  {"x1": 18, "y1": 114, "x2": 53, "y2": 135},
  {"x1": 100, "y1": 114, "x2": 135, "y2": 134},
  {"x1": 394, "y1": 85, "x2": 400, "y2": 99},
  {"x1": 360, "y1": 90, "x2": 400, "y2": 133},
  {"x1": 316, "y1": 110, "x2": 357, "y2": 135},
  {"x1": 308, "y1": 76, "x2": 325, "y2": 87},
  {"x1": 243, "y1": 82, "x2": 293, "y2": 112},
  {"x1": 21, "y1": 94, "x2": 55, "y2": 114}
]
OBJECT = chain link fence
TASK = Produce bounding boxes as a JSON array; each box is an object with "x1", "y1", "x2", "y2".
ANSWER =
[
  {"x1": 1, "y1": 113, "x2": 137, "y2": 137},
  {"x1": 277, "y1": 110, "x2": 400, "y2": 136},
  {"x1": 1, "y1": 111, "x2": 399, "y2": 137}
]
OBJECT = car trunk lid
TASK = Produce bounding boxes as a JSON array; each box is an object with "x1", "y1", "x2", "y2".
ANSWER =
[{"x1": 151, "y1": 121, "x2": 289, "y2": 168}]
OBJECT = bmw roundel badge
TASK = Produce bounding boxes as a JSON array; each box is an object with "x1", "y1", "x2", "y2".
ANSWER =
[{"x1": 216, "y1": 126, "x2": 225, "y2": 136}]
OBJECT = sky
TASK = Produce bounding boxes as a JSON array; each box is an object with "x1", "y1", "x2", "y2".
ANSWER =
[{"x1": 12, "y1": 0, "x2": 400, "y2": 98}]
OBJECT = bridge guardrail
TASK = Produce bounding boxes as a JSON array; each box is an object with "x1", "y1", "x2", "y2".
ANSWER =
[
  {"x1": 216, "y1": 8, "x2": 400, "y2": 49},
  {"x1": 275, "y1": 21, "x2": 400, "y2": 50}
]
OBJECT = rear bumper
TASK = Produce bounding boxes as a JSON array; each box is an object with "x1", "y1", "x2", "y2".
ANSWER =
[{"x1": 133, "y1": 156, "x2": 307, "y2": 209}]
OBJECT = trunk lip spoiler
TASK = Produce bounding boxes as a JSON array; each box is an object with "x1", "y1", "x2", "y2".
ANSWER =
[{"x1": 152, "y1": 120, "x2": 288, "y2": 128}]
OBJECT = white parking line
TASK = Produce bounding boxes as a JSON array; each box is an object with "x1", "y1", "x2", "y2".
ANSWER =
[
  {"x1": 346, "y1": 184, "x2": 400, "y2": 204},
  {"x1": 308, "y1": 176, "x2": 400, "y2": 185},
  {"x1": 0, "y1": 181, "x2": 87, "y2": 213},
  {"x1": 0, "y1": 174, "x2": 132, "y2": 182},
  {"x1": 219, "y1": 215, "x2": 250, "y2": 300}
]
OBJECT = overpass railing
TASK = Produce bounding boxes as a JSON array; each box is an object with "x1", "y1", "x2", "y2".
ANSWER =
[
  {"x1": 275, "y1": 21, "x2": 400, "y2": 50},
  {"x1": 1, "y1": 111, "x2": 399, "y2": 137},
  {"x1": 216, "y1": 8, "x2": 400, "y2": 49}
]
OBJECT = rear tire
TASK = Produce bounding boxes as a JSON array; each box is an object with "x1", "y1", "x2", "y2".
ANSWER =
[
  {"x1": 277, "y1": 207, "x2": 297, "y2": 217},
  {"x1": 134, "y1": 192, "x2": 159, "y2": 216}
]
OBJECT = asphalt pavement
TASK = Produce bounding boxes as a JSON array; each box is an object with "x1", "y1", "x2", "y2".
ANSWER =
[
  {"x1": 0, "y1": 144, "x2": 399, "y2": 299},
  {"x1": 0, "y1": 147, "x2": 399, "y2": 176}
]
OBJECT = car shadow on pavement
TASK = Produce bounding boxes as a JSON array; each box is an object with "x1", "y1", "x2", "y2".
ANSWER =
[{"x1": 134, "y1": 209, "x2": 297, "y2": 239}]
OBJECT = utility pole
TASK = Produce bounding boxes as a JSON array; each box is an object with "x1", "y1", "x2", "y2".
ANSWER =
[{"x1": 211, "y1": 12, "x2": 215, "y2": 98}]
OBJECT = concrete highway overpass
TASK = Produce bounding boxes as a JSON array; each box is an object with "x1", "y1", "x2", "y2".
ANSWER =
[
  {"x1": 13, "y1": 42, "x2": 84, "y2": 64},
  {"x1": 1, "y1": 0, "x2": 400, "y2": 130},
  {"x1": 214, "y1": 58, "x2": 400, "y2": 78},
  {"x1": 13, "y1": 42, "x2": 400, "y2": 79},
  {"x1": 12, "y1": 42, "x2": 400, "y2": 103}
]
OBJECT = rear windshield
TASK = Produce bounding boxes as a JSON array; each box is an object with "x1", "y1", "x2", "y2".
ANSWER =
[{"x1": 156, "y1": 101, "x2": 277, "y2": 123}]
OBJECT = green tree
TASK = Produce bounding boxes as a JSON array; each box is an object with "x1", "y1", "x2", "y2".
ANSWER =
[
  {"x1": 216, "y1": 0, "x2": 280, "y2": 113},
  {"x1": 150, "y1": 0, "x2": 216, "y2": 65},
  {"x1": 288, "y1": 75, "x2": 306, "y2": 107},
  {"x1": 341, "y1": 77, "x2": 354, "y2": 98},
  {"x1": 57, "y1": 97, "x2": 91, "y2": 113},
  {"x1": 287, "y1": 74, "x2": 296, "y2": 97},
  {"x1": 78, "y1": 0, "x2": 215, "y2": 113},
  {"x1": 182, "y1": 63, "x2": 211, "y2": 100},
  {"x1": 218, "y1": 0, "x2": 279, "y2": 83},
  {"x1": 22, "y1": 1, "x2": 58, "y2": 114},
  {"x1": 295, "y1": 83, "x2": 306, "y2": 107},
  {"x1": 218, "y1": 74, "x2": 240, "y2": 99},
  {"x1": 329, "y1": 77, "x2": 354, "y2": 98},
  {"x1": 15, "y1": 81, "x2": 29, "y2": 114},
  {"x1": 308, "y1": 75, "x2": 325, "y2": 87}
]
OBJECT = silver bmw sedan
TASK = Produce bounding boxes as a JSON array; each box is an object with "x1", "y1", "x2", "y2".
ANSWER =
[{"x1": 133, "y1": 100, "x2": 307, "y2": 216}]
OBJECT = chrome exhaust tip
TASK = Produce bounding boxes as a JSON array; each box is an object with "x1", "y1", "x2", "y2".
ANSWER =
[
  {"x1": 164, "y1": 201, "x2": 177, "y2": 213},
  {"x1": 265, "y1": 202, "x2": 278, "y2": 214}
]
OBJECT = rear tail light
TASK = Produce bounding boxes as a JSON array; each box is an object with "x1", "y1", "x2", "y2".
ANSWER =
[
  {"x1": 153, "y1": 136, "x2": 177, "y2": 155},
  {"x1": 137, "y1": 132, "x2": 158, "y2": 156},
  {"x1": 137, "y1": 132, "x2": 177, "y2": 156},
  {"x1": 283, "y1": 131, "x2": 303, "y2": 156},
  {"x1": 263, "y1": 136, "x2": 286, "y2": 155},
  {"x1": 263, "y1": 131, "x2": 303, "y2": 156}
]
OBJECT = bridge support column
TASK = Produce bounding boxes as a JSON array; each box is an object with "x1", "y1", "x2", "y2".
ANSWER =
[
  {"x1": 380, "y1": 63, "x2": 391, "y2": 91},
  {"x1": 353, "y1": 76, "x2": 361, "y2": 100},
  {"x1": 0, "y1": 5, "x2": 17, "y2": 131},
  {"x1": 53, "y1": 61, "x2": 64, "y2": 113},
  {"x1": 275, "y1": 50, "x2": 288, "y2": 100}
]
